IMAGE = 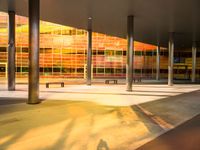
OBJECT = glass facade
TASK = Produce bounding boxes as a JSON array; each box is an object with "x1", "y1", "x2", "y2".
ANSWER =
[{"x1": 3, "y1": 12, "x2": 197, "y2": 80}]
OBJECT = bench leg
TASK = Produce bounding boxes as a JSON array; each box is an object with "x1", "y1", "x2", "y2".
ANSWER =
[
  {"x1": 46, "y1": 84, "x2": 49, "y2": 88},
  {"x1": 61, "y1": 83, "x2": 64, "y2": 87}
]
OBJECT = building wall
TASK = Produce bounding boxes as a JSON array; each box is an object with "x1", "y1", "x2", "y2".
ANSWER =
[{"x1": 3, "y1": 12, "x2": 194, "y2": 80}]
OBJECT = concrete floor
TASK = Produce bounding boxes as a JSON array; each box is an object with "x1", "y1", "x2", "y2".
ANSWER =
[
  {"x1": 137, "y1": 114, "x2": 200, "y2": 150},
  {"x1": 0, "y1": 83, "x2": 200, "y2": 150}
]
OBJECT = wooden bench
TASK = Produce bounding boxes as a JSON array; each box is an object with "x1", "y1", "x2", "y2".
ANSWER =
[
  {"x1": 46, "y1": 82, "x2": 64, "y2": 88},
  {"x1": 105, "y1": 79, "x2": 118, "y2": 84},
  {"x1": 133, "y1": 76, "x2": 142, "y2": 83}
]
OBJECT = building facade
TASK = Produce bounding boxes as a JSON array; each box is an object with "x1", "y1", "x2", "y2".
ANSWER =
[{"x1": 0, "y1": 12, "x2": 199, "y2": 80}]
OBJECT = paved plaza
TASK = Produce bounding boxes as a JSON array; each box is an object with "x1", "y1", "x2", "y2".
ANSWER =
[
  {"x1": 0, "y1": 81, "x2": 200, "y2": 150},
  {"x1": 137, "y1": 114, "x2": 200, "y2": 150}
]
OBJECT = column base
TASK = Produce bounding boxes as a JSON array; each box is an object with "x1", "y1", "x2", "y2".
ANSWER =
[
  {"x1": 168, "y1": 83, "x2": 173, "y2": 86},
  {"x1": 27, "y1": 101, "x2": 41, "y2": 105},
  {"x1": 86, "y1": 81, "x2": 92, "y2": 86},
  {"x1": 126, "y1": 89, "x2": 133, "y2": 92},
  {"x1": 8, "y1": 88, "x2": 15, "y2": 91}
]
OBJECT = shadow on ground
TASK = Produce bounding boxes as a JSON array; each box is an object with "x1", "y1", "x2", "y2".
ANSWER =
[
  {"x1": 136, "y1": 114, "x2": 200, "y2": 150},
  {"x1": 0, "y1": 97, "x2": 26, "y2": 105},
  {"x1": 0, "y1": 98, "x2": 163, "y2": 150},
  {"x1": 0, "y1": 90, "x2": 199, "y2": 150},
  {"x1": 132, "y1": 90, "x2": 200, "y2": 126}
]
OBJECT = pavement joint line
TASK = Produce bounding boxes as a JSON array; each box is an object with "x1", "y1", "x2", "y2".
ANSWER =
[{"x1": 136, "y1": 105, "x2": 174, "y2": 130}]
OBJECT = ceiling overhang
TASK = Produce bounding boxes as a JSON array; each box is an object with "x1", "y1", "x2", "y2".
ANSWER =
[{"x1": 0, "y1": 0, "x2": 200, "y2": 49}]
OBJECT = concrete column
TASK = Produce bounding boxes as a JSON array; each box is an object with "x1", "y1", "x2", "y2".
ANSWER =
[
  {"x1": 28, "y1": 0, "x2": 40, "y2": 104},
  {"x1": 168, "y1": 32, "x2": 174, "y2": 86},
  {"x1": 156, "y1": 45, "x2": 160, "y2": 80},
  {"x1": 126, "y1": 15, "x2": 134, "y2": 91},
  {"x1": 86, "y1": 17, "x2": 92, "y2": 85},
  {"x1": 8, "y1": 11, "x2": 16, "y2": 91},
  {"x1": 192, "y1": 41, "x2": 197, "y2": 83}
]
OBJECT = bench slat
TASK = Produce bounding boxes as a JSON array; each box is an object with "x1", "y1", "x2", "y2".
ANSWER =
[
  {"x1": 105, "y1": 79, "x2": 118, "y2": 84},
  {"x1": 46, "y1": 82, "x2": 64, "y2": 88}
]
